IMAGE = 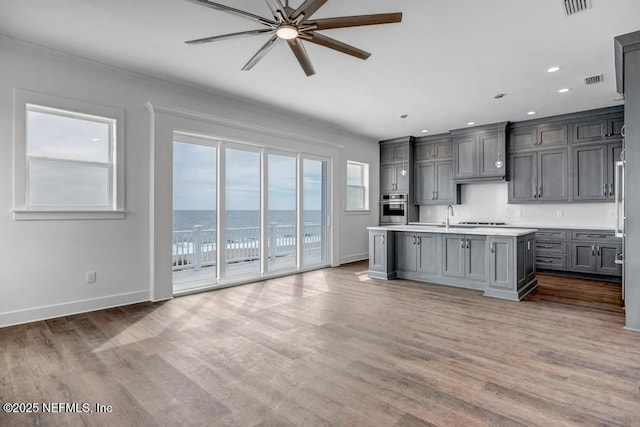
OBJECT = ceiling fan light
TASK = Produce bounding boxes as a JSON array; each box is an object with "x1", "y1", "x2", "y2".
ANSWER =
[{"x1": 276, "y1": 25, "x2": 299, "y2": 40}]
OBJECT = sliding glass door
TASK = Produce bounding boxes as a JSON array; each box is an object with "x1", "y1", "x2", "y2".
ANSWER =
[
  {"x1": 224, "y1": 147, "x2": 261, "y2": 278},
  {"x1": 303, "y1": 158, "x2": 327, "y2": 266},
  {"x1": 172, "y1": 135, "x2": 217, "y2": 291},
  {"x1": 171, "y1": 134, "x2": 329, "y2": 293},
  {"x1": 268, "y1": 153, "x2": 297, "y2": 271}
]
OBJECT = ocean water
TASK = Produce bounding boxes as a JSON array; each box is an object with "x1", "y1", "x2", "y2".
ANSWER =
[{"x1": 173, "y1": 210, "x2": 321, "y2": 231}]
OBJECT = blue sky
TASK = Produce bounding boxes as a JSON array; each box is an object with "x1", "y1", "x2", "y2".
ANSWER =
[{"x1": 173, "y1": 142, "x2": 323, "y2": 211}]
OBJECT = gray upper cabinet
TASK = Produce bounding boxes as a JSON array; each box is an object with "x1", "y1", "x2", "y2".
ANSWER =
[
  {"x1": 571, "y1": 113, "x2": 625, "y2": 144},
  {"x1": 451, "y1": 122, "x2": 507, "y2": 183},
  {"x1": 509, "y1": 122, "x2": 568, "y2": 152},
  {"x1": 380, "y1": 138, "x2": 413, "y2": 195},
  {"x1": 573, "y1": 142, "x2": 622, "y2": 201},
  {"x1": 413, "y1": 135, "x2": 460, "y2": 205},
  {"x1": 508, "y1": 148, "x2": 569, "y2": 203},
  {"x1": 381, "y1": 163, "x2": 409, "y2": 194}
]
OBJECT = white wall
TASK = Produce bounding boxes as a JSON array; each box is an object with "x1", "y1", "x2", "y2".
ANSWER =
[
  {"x1": 0, "y1": 36, "x2": 378, "y2": 327},
  {"x1": 419, "y1": 182, "x2": 615, "y2": 228}
]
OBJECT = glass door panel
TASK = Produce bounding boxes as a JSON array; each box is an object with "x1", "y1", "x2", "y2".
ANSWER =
[
  {"x1": 225, "y1": 148, "x2": 261, "y2": 277},
  {"x1": 172, "y1": 138, "x2": 217, "y2": 291},
  {"x1": 303, "y1": 158, "x2": 327, "y2": 266},
  {"x1": 268, "y1": 154, "x2": 297, "y2": 271}
]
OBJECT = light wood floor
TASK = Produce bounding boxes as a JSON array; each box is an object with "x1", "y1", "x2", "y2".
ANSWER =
[{"x1": 1, "y1": 262, "x2": 638, "y2": 426}]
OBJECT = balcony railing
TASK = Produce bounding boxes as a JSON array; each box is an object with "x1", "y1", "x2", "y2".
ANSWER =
[{"x1": 172, "y1": 223, "x2": 322, "y2": 272}]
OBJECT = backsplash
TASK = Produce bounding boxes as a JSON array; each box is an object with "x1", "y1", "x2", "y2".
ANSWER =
[{"x1": 418, "y1": 182, "x2": 615, "y2": 228}]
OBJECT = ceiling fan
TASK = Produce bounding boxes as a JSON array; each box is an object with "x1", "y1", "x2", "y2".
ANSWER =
[{"x1": 184, "y1": 0, "x2": 403, "y2": 76}]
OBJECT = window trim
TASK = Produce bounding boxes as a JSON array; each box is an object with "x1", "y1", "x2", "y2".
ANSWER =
[
  {"x1": 13, "y1": 89, "x2": 126, "y2": 220},
  {"x1": 345, "y1": 160, "x2": 369, "y2": 212}
]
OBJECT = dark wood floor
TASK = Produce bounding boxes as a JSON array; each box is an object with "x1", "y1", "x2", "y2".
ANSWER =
[{"x1": 1, "y1": 262, "x2": 638, "y2": 426}]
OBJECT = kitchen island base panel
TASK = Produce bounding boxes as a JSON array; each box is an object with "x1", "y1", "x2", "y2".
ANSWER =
[
  {"x1": 368, "y1": 271, "x2": 397, "y2": 280},
  {"x1": 484, "y1": 277, "x2": 538, "y2": 301}
]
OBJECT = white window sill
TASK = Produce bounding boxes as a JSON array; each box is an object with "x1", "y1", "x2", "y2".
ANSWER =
[
  {"x1": 344, "y1": 209, "x2": 372, "y2": 215},
  {"x1": 13, "y1": 210, "x2": 127, "y2": 221}
]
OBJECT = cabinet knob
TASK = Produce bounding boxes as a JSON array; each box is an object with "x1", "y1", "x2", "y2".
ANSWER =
[
  {"x1": 461, "y1": 239, "x2": 465, "y2": 248},
  {"x1": 591, "y1": 245, "x2": 595, "y2": 256},
  {"x1": 603, "y1": 183, "x2": 608, "y2": 197},
  {"x1": 490, "y1": 242, "x2": 495, "y2": 253}
]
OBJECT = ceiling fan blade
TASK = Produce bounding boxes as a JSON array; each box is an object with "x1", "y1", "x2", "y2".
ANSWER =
[
  {"x1": 186, "y1": 0, "x2": 276, "y2": 26},
  {"x1": 302, "y1": 32, "x2": 371, "y2": 60},
  {"x1": 287, "y1": 39, "x2": 315, "y2": 76},
  {"x1": 291, "y1": 0, "x2": 327, "y2": 22},
  {"x1": 308, "y1": 13, "x2": 402, "y2": 30},
  {"x1": 242, "y1": 35, "x2": 280, "y2": 70},
  {"x1": 185, "y1": 29, "x2": 274, "y2": 44}
]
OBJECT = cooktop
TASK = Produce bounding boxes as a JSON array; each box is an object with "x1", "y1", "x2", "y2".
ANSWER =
[{"x1": 458, "y1": 221, "x2": 507, "y2": 226}]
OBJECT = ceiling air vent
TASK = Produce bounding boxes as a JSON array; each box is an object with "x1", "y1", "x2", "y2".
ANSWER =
[
  {"x1": 584, "y1": 74, "x2": 604, "y2": 85},
  {"x1": 563, "y1": 0, "x2": 592, "y2": 16}
]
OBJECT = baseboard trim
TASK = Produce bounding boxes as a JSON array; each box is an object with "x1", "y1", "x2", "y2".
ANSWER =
[
  {"x1": 623, "y1": 326, "x2": 640, "y2": 333},
  {"x1": 0, "y1": 290, "x2": 150, "y2": 328},
  {"x1": 339, "y1": 253, "x2": 368, "y2": 265}
]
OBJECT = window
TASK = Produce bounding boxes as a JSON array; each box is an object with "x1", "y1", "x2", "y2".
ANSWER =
[
  {"x1": 346, "y1": 161, "x2": 369, "y2": 211},
  {"x1": 14, "y1": 90, "x2": 125, "y2": 220}
]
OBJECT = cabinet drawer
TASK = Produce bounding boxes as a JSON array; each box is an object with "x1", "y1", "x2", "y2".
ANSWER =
[
  {"x1": 535, "y1": 241, "x2": 567, "y2": 254},
  {"x1": 535, "y1": 229, "x2": 567, "y2": 240},
  {"x1": 536, "y1": 255, "x2": 568, "y2": 270},
  {"x1": 571, "y1": 230, "x2": 619, "y2": 242}
]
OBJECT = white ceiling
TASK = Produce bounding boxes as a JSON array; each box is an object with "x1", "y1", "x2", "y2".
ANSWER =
[{"x1": 1, "y1": 0, "x2": 639, "y2": 141}]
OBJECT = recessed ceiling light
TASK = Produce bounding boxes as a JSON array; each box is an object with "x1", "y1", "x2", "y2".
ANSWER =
[
  {"x1": 527, "y1": 111, "x2": 537, "y2": 115},
  {"x1": 91, "y1": 138, "x2": 101, "y2": 142},
  {"x1": 421, "y1": 129, "x2": 429, "y2": 133},
  {"x1": 547, "y1": 66, "x2": 562, "y2": 73},
  {"x1": 558, "y1": 88, "x2": 571, "y2": 93},
  {"x1": 467, "y1": 122, "x2": 476, "y2": 126}
]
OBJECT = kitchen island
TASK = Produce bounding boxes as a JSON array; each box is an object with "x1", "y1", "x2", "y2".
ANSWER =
[{"x1": 368, "y1": 225, "x2": 538, "y2": 301}]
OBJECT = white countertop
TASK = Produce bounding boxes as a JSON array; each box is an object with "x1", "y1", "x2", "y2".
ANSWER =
[
  {"x1": 368, "y1": 224, "x2": 538, "y2": 237},
  {"x1": 408, "y1": 222, "x2": 615, "y2": 231}
]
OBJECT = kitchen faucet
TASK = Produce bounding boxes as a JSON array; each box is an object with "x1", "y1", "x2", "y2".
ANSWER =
[{"x1": 445, "y1": 205, "x2": 454, "y2": 231}]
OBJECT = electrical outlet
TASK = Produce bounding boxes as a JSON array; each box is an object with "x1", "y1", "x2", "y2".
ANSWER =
[
  {"x1": 515, "y1": 210, "x2": 522, "y2": 217},
  {"x1": 86, "y1": 271, "x2": 96, "y2": 284},
  {"x1": 556, "y1": 210, "x2": 563, "y2": 218}
]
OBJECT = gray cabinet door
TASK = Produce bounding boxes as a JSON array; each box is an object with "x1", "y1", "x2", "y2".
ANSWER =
[
  {"x1": 478, "y1": 133, "x2": 505, "y2": 177},
  {"x1": 605, "y1": 116, "x2": 625, "y2": 139},
  {"x1": 380, "y1": 144, "x2": 396, "y2": 163},
  {"x1": 570, "y1": 242, "x2": 597, "y2": 272},
  {"x1": 380, "y1": 164, "x2": 397, "y2": 193},
  {"x1": 442, "y1": 234, "x2": 466, "y2": 277},
  {"x1": 509, "y1": 152, "x2": 537, "y2": 202},
  {"x1": 395, "y1": 164, "x2": 409, "y2": 193},
  {"x1": 489, "y1": 237, "x2": 513, "y2": 290},
  {"x1": 453, "y1": 136, "x2": 477, "y2": 179},
  {"x1": 509, "y1": 126, "x2": 537, "y2": 152},
  {"x1": 369, "y1": 231, "x2": 391, "y2": 274},
  {"x1": 466, "y1": 236, "x2": 487, "y2": 281},
  {"x1": 538, "y1": 149, "x2": 569, "y2": 201},
  {"x1": 573, "y1": 145, "x2": 608, "y2": 201},
  {"x1": 572, "y1": 118, "x2": 605, "y2": 144},
  {"x1": 596, "y1": 243, "x2": 622, "y2": 275},
  {"x1": 414, "y1": 162, "x2": 435, "y2": 204},
  {"x1": 525, "y1": 235, "x2": 535, "y2": 278},
  {"x1": 434, "y1": 141, "x2": 453, "y2": 160},
  {"x1": 417, "y1": 234, "x2": 439, "y2": 274},
  {"x1": 434, "y1": 161, "x2": 456, "y2": 203},
  {"x1": 414, "y1": 143, "x2": 434, "y2": 162},
  {"x1": 537, "y1": 122, "x2": 568, "y2": 147},
  {"x1": 396, "y1": 232, "x2": 417, "y2": 272}
]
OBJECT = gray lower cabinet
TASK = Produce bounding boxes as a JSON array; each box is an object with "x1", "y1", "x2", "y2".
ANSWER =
[
  {"x1": 441, "y1": 234, "x2": 486, "y2": 282},
  {"x1": 485, "y1": 235, "x2": 536, "y2": 300},
  {"x1": 369, "y1": 229, "x2": 538, "y2": 301},
  {"x1": 396, "y1": 232, "x2": 439, "y2": 275},
  {"x1": 368, "y1": 230, "x2": 395, "y2": 279},
  {"x1": 570, "y1": 241, "x2": 622, "y2": 275}
]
